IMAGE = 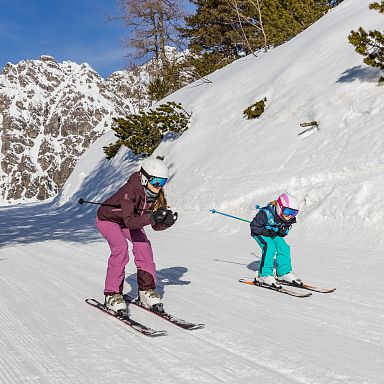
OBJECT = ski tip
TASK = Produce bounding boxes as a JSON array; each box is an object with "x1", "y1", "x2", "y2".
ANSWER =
[
  {"x1": 299, "y1": 292, "x2": 312, "y2": 298},
  {"x1": 301, "y1": 285, "x2": 337, "y2": 293},
  {"x1": 320, "y1": 286, "x2": 336, "y2": 292},
  {"x1": 186, "y1": 324, "x2": 205, "y2": 330},
  {"x1": 85, "y1": 298, "x2": 98, "y2": 304},
  {"x1": 147, "y1": 330, "x2": 168, "y2": 337}
]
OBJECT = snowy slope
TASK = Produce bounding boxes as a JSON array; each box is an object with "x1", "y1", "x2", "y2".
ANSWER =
[
  {"x1": 61, "y1": 0, "x2": 384, "y2": 227},
  {"x1": 0, "y1": 1, "x2": 384, "y2": 383}
]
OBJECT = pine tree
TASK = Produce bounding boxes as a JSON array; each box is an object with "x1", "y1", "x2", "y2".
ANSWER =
[
  {"x1": 182, "y1": 0, "x2": 329, "y2": 78},
  {"x1": 181, "y1": 0, "x2": 234, "y2": 73},
  {"x1": 348, "y1": 1, "x2": 384, "y2": 74},
  {"x1": 256, "y1": 0, "x2": 329, "y2": 47},
  {"x1": 180, "y1": 0, "x2": 264, "y2": 77}
]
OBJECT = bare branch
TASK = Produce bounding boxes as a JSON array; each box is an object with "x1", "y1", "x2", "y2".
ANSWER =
[
  {"x1": 117, "y1": 0, "x2": 186, "y2": 76},
  {"x1": 225, "y1": 0, "x2": 268, "y2": 54}
]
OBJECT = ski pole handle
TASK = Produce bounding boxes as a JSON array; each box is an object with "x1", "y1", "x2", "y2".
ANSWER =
[{"x1": 209, "y1": 209, "x2": 251, "y2": 223}]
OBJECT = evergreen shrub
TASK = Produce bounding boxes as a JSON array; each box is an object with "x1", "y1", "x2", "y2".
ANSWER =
[
  {"x1": 104, "y1": 102, "x2": 191, "y2": 158},
  {"x1": 243, "y1": 98, "x2": 267, "y2": 120},
  {"x1": 348, "y1": 1, "x2": 384, "y2": 78}
]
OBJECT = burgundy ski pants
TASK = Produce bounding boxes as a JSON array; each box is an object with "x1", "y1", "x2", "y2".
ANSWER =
[{"x1": 96, "y1": 217, "x2": 156, "y2": 295}]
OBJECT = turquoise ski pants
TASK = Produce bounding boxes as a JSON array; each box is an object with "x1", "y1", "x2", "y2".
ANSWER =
[{"x1": 253, "y1": 235, "x2": 292, "y2": 277}]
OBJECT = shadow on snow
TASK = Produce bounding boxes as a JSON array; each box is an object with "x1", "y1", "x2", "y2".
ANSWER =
[
  {"x1": 0, "y1": 199, "x2": 101, "y2": 248},
  {"x1": 0, "y1": 153, "x2": 135, "y2": 247},
  {"x1": 337, "y1": 65, "x2": 381, "y2": 83},
  {"x1": 125, "y1": 266, "x2": 191, "y2": 298},
  {"x1": 0, "y1": 142, "x2": 181, "y2": 248}
]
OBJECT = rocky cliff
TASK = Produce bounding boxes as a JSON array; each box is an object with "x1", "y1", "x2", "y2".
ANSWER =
[{"x1": 0, "y1": 55, "x2": 148, "y2": 202}]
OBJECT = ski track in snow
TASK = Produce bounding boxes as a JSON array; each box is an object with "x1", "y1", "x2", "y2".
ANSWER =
[{"x1": 0, "y1": 219, "x2": 383, "y2": 384}]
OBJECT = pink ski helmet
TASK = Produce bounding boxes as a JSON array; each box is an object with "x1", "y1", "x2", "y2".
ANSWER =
[{"x1": 276, "y1": 193, "x2": 299, "y2": 218}]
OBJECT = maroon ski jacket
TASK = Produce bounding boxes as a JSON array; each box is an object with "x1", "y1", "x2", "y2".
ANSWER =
[{"x1": 97, "y1": 172, "x2": 167, "y2": 231}]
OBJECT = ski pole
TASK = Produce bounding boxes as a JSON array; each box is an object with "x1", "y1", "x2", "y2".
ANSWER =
[
  {"x1": 209, "y1": 209, "x2": 251, "y2": 223},
  {"x1": 78, "y1": 197, "x2": 150, "y2": 213},
  {"x1": 78, "y1": 198, "x2": 120, "y2": 208}
]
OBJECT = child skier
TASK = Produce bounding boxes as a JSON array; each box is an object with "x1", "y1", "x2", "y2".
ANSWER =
[
  {"x1": 96, "y1": 158, "x2": 177, "y2": 315},
  {"x1": 250, "y1": 193, "x2": 302, "y2": 288}
]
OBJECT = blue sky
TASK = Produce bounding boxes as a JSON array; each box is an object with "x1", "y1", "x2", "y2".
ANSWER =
[{"x1": 0, "y1": 0, "x2": 133, "y2": 78}]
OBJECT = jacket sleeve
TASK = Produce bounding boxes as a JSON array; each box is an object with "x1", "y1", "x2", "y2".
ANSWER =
[
  {"x1": 120, "y1": 190, "x2": 152, "y2": 229},
  {"x1": 250, "y1": 211, "x2": 271, "y2": 237}
]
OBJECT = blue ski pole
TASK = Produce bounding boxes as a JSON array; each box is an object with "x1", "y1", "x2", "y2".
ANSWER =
[{"x1": 209, "y1": 209, "x2": 251, "y2": 223}]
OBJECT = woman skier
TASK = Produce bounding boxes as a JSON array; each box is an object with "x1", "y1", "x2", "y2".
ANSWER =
[
  {"x1": 96, "y1": 158, "x2": 177, "y2": 314},
  {"x1": 250, "y1": 193, "x2": 301, "y2": 288}
]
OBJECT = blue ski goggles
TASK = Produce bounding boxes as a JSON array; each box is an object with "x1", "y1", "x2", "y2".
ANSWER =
[
  {"x1": 148, "y1": 176, "x2": 168, "y2": 188},
  {"x1": 281, "y1": 206, "x2": 299, "y2": 217}
]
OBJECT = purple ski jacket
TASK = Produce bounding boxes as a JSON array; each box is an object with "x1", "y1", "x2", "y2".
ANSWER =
[{"x1": 97, "y1": 171, "x2": 167, "y2": 231}]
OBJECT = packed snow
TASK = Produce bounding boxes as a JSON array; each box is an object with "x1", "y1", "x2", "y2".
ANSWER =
[{"x1": 0, "y1": 0, "x2": 383, "y2": 383}]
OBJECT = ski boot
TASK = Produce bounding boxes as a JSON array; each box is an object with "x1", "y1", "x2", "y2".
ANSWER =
[
  {"x1": 104, "y1": 293, "x2": 129, "y2": 317},
  {"x1": 257, "y1": 275, "x2": 282, "y2": 289},
  {"x1": 277, "y1": 272, "x2": 303, "y2": 286},
  {"x1": 138, "y1": 289, "x2": 164, "y2": 313}
]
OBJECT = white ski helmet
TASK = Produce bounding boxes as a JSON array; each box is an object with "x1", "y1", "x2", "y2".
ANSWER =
[
  {"x1": 276, "y1": 193, "x2": 300, "y2": 218},
  {"x1": 140, "y1": 158, "x2": 169, "y2": 187}
]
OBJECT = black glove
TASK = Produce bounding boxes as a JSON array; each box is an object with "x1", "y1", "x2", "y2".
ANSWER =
[
  {"x1": 150, "y1": 208, "x2": 168, "y2": 224},
  {"x1": 163, "y1": 210, "x2": 178, "y2": 228},
  {"x1": 268, "y1": 229, "x2": 277, "y2": 238},
  {"x1": 277, "y1": 227, "x2": 288, "y2": 237}
]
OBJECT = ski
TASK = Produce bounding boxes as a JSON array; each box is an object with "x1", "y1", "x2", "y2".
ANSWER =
[
  {"x1": 239, "y1": 278, "x2": 312, "y2": 298},
  {"x1": 124, "y1": 294, "x2": 205, "y2": 331},
  {"x1": 278, "y1": 281, "x2": 336, "y2": 293},
  {"x1": 85, "y1": 298, "x2": 167, "y2": 337}
]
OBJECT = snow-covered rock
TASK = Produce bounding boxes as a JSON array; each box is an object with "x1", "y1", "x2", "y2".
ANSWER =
[
  {"x1": 0, "y1": 55, "x2": 140, "y2": 203},
  {"x1": 0, "y1": 46, "x2": 192, "y2": 204}
]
